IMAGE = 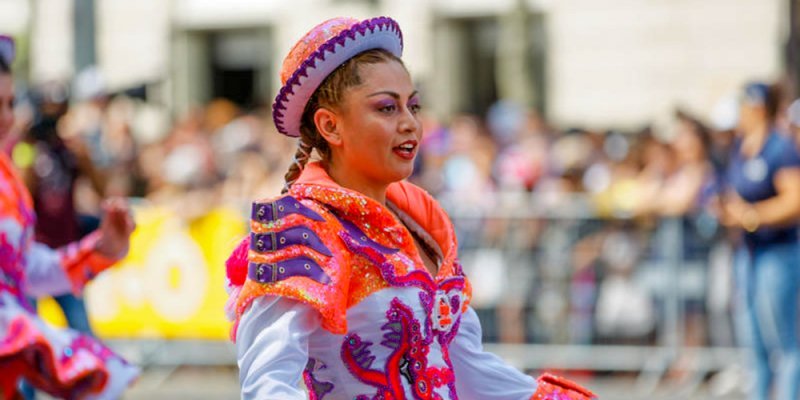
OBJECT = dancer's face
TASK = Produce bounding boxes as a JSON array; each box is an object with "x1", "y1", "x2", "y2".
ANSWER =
[{"x1": 321, "y1": 59, "x2": 422, "y2": 187}]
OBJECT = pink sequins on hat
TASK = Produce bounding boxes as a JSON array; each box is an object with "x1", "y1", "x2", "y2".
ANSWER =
[{"x1": 272, "y1": 16, "x2": 404, "y2": 137}]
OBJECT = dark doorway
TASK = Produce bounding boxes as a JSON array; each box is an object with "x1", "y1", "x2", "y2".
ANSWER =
[
  {"x1": 209, "y1": 30, "x2": 268, "y2": 109},
  {"x1": 212, "y1": 66, "x2": 255, "y2": 107},
  {"x1": 459, "y1": 17, "x2": 499, "y2": 116},
  {"x1": 451, "y1": 13, "x2": 547, "y2": 117}
]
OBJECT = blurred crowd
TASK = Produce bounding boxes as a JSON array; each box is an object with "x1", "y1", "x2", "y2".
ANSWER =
[
  {"x1": 0, "y1": 70, "x2": 298, "y2": 222},
  {"x1": 3, "y1": 69, "x2": 800, "y2": 355}
]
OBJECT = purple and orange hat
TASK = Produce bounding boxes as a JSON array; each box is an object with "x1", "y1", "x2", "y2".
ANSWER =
[
  {"x1": 272, "y1": 16, "x2": 403, "y2": 137},
  {"x1": 0, "y1": 35, "x2": 14, "y2": 65}
]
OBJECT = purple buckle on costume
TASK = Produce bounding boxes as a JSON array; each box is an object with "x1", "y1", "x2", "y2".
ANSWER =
[
  {"x1": 248, "y1": 256, "x2": 331, "y2": 284},
  {"x1": 335, "y1": 217, "x2": 398, "y2": 255},
  {"x1": 250, "y1": 226, "x2": 333, "y2": 256},
  {"x1": 251, "y1": 197, "x2": 325, "y2": 223}
]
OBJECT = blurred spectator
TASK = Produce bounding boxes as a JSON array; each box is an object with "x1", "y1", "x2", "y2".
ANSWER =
[
  {"x1": 591, "y1": 131, "x2": 642, "y2": 218},
  {"x1": 486, "y1": 99, "x2": 525, "y2": 150},
  {"x1": 709, "y1": 94, "x2": 739, "y2": 174},
  {"x1": 787, "y1": 97, "x2": 800, "y2": 145},
  {"x1": 161, "y1": 108, "x2": 217, "y2": 189},
  {"x1": 69, "y1": 66, "x2": 114, "y2": 169},
  {"x1": 594, "y1": 230, "x2": 655, "y2": 343},
  {"x1": 639, "y1": 111, "x2": 713, "y2": 219},
  {"x1": 493, "y1": 110, "x2": 550, "y2": 193},
  {"x1": 547, "y1": 128, "x2": 593, "y2": 194},
  {"x1": 19, "y1": 80, "x2": 105, "y2": 253},
  {"x1": 63, "y1": 68, "x2": 143, "y2": 203},
  {"x1": 15, "y1": 80, "x2": 107, "y2": 334},
  {"x1": 720, "y1": 82, "x2": 800, "y2": 400},
  {"x1": 413, "y1": 111, "x2": 449, "y2": 192}
]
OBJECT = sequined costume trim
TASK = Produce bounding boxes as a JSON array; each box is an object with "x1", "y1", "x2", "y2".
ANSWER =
[
  {"x1": 228, "y1": 162, "x2": 473, "y2": 338},
  {"x1": 59, "y1": 231, "x2": 118, "y2": 294},
  {"x1": 530, "y1": 374, "x2": 597, "y2": 400},
  {"x1": 229, "y1": 195, "x2": 352, "y2": 337},
  {"x1": 0, "y1": 232, "x2": 27, "y2": 308},
  {"x1": 0, "y1": 313, "x2": 137, "y2": 399}
]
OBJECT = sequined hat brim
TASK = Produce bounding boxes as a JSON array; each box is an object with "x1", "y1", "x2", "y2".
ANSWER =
[{"x1": 272, "y1": 17, "x2": 403, "y2": 138}]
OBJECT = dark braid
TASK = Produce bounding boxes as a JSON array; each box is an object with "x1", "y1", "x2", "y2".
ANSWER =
[
  {"x1": 280, "y1": 48, "x2": 404, "y2": 193},
  {"x1": 0, "y1": 56, "x2": 10, "y2": 75},
  {"x1": 281, "y1": 135, "x2": 314, "y2": 194}
]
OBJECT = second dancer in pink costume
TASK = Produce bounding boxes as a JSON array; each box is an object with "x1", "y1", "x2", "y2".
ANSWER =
[{"x1": 0, "y1": 35, "x2": 139, "y2": 399}]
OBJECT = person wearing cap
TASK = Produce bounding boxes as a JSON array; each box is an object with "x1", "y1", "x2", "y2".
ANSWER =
[
  {"x1": 719, "y1": 82, "x2": 800, "y2": 400},
  {"x1": 225, "y1": 17, "x2": 596, "y2": 399},
  {"x1": 0, "y1": 35, "x2": 140, "y2": 399},
  {"x1": 787, "y1": 98, "x2": 800, "y2": 146}
]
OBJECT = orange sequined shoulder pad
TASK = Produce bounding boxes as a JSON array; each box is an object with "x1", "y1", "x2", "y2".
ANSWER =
[{"x1": 232, "y1": 194, "x2": 353, "y2": 336}]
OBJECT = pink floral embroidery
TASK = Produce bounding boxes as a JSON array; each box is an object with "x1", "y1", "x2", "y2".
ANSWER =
[
  {"x1": 0, "y1": 232, "x2": 27, "y2": 306},
  {"x1": 342, "y1": 298, "x2": 454, "y2": 399},
  {"x1": 304, "y1": 358, "x2": 334, "y2": 399}
]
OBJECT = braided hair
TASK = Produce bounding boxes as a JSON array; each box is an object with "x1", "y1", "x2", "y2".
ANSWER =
[
  {"x1": 281, "y1": 48, "x2": 404, "y2": 193},
  {"x1": 0, "y1": 55, "x2": 10, "y2": 75}
]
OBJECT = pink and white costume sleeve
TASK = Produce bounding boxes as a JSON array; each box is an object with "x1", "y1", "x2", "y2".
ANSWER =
[
  {"x1": 449, "y1": 307, "x2": 537, "y2": 399},
  {"x1": 22, "y1": 243, "x2": 70, "y2": 295},
  {"x1": 22, "y1": 231, "x2": 114, "y2": 297},
  {"x1": 237, "y1": 295, "x2": 320, "y2": 399}
]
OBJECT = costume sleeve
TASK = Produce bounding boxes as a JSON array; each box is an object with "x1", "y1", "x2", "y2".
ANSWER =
[
  {"x1": 26, "y1": 231, "x2": 118, "y2": 297},
  {"x1": 0, "y1": 213, "x2": 116, "y2": 298},
  {"x1": 22, "y1": 241, "x2": 73, "y2": 297},
  {"x1": 227, "y1": 195, "x2": 351, "y2": 339},
  {"x1": 0, "y1": 217, "x2": 66, "y2": 297},
  {"x1": 450, "y1": 307, "x2": 537, "y2": 399},
  {"x1": 450, "y1": 307, "x2": 596, "y2": 400},
  {"x1": 237, "y1": 295, "x2": 320, "y2": 400}
]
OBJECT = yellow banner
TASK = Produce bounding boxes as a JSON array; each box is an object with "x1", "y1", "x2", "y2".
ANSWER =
[{"x1": 40, "y1": 205, "x2": 246, "y2": 339}]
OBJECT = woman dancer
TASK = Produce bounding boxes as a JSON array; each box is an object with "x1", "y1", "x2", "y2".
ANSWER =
[{"x1": 226, "y1": 17, "x2": 596, "y2": 399}]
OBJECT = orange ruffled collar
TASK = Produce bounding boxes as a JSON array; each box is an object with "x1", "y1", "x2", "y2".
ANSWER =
[{"x1": 290, "y1": 162, "x2": 459, "y2": 279}]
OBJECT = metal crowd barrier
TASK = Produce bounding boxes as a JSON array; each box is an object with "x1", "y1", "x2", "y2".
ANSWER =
[
  {"x1": 441, "y1": 192, "x2": 745, "y2": 395},
  {"x1": 99, "y1": 193, "x2": 746, "y2": 397}
]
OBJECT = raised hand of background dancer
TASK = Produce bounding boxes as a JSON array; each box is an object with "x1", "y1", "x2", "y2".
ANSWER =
[{"x1": 95, "y1": 197, "x2": 135, "y2": 259}]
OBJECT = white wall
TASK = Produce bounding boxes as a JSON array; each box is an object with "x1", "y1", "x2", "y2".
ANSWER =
[
  {"x1": 383, "y1": 0, "x2": 435, "y2": 80},
  {"x1": 97, "y1": 0, "x2": 170, "y2": 91},
  {"x1": 0, "y1": 0, "x2": 30, "y2": 35},
  {"x1": 30, "y1": 0, "x2": 74, "y2": 83},
  {"x1": 546, "y1": 0, "x2": 784, "y2": 129},
  {"x1": 173, "y1": 0, "x2": 282, "y2": 29},
  {"x1": 9, "y1": 0, "x2": 790, "y2": 128}
]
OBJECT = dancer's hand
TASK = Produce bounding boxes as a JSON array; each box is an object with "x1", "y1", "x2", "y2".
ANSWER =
[{"x1": 95, "y1": 197, "x2": 135, "y2": 259}]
